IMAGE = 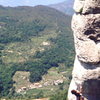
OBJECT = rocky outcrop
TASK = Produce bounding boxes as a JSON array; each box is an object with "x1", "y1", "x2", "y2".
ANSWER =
[
  {"x1": 68, "y1": 0, "x2": 100, "y2": 100},
  {"x1": 74, "y1": 0, "x2": 100, "y2": 14}
]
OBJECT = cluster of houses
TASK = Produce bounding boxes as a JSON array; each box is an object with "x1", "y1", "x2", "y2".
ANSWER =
[{"x1": 17, "y1": 79, "x2": 64, "y2": 93}]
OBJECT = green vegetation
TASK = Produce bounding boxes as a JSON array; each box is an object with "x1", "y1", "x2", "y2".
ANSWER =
[
  {"x1": 50, "y1": 90, "x2": 68, "y2": 100},
  {"x1": 0, "y1": 5, "x2": 74, "y2": 99}
]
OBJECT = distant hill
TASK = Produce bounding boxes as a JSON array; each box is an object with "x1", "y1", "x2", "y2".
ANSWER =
[
  {"x1": 0, "y1": 5, "x2": 74, "y2": 99},
  {"x1": 49, "y1": 0, "x2": 74, "y2": 15},
  {"x1": 0, "y1": 5, "x2": 72, "y2": 43}
]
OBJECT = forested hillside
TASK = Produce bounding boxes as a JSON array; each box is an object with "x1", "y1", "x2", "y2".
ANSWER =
[{"x1": 0, "y1": 5, "x2": 74, "y2": 99}]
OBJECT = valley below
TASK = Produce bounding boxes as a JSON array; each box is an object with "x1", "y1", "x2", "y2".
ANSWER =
[{"x1": 0, "y1": 5, "x2": 74, "y2": 100}]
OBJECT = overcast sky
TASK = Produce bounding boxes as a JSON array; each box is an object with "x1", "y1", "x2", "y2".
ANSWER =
[{"x1": 0, "y1": 0, "x2": 67, "y2": 7}]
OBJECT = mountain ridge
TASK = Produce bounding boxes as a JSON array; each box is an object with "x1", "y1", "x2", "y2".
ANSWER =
[{"x1": 49, "y1": 0, "x2": 74, "y2": 15}]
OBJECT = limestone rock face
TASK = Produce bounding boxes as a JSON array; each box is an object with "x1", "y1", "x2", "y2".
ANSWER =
[
  {"x1": 73, "y1": 0, "x2": 85, "y2": 13},
  {"x1": 74, "y1": 0, "x2": 100, "y2": 14},
  {"x1": 72, "y1": 14, "x2": 100, "y2": 64},
  {"x1": 83, "y1": 0, "x2": 100, "y2": 14},
  {"x1": 68, "y1": 0, "x2": 100, "y2": 100},
  {"x1": 68, "y1": 57, "x2": 100, "y2": 100}
]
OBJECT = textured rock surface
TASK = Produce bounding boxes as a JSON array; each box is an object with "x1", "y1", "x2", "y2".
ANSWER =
[
  {"x1": 83, "y1": 0, "x2": 100, "y2": 14},
  {"x1": 74, "y1": 0, "x2": 100, "y2": 14},
  {"x1": 72, "y1": 13, "x2": 100, "y2": 63},
  {"x1": 73, "y1": 0, "x2": 85, "y2": 13},
  {"x1": 68, "y1": 57, "x2": 100, "y2": 100},
  {"x1": 68, "y1": 0, "x2": 100, "y2": 100}
]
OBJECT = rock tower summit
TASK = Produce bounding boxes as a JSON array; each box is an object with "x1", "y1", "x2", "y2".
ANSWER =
[{"x1": 68, "y1": 0, "x2": 100, "y2": 100}]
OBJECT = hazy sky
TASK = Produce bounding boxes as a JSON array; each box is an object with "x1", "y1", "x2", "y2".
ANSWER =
[{"x1": 0, "y1": 0, "x2": 67, "y2": 7}]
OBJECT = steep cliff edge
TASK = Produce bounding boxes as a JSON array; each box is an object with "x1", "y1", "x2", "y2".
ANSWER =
[{"x1": 68, "y1": 0, "x2": 100, "y2": 100}]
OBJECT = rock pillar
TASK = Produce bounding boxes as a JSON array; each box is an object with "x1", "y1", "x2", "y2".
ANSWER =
[{"x1": 68, "y1": 0, "x2": 100, "y2": 100}]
